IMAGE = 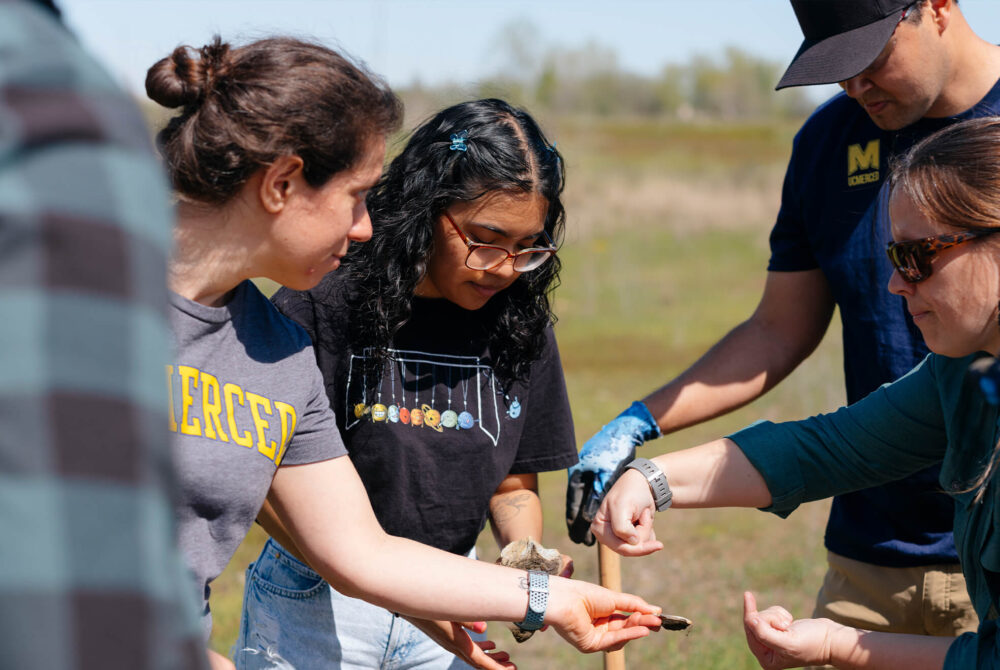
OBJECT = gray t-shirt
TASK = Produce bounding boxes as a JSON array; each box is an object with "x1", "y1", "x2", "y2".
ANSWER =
[{"x1": 168, "y1": 280, "x2": 345, "y2": 635}]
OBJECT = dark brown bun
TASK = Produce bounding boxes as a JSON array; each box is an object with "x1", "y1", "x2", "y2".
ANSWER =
[{"x1": 145, "y1": 39, "x2": 230, "y2": 108}]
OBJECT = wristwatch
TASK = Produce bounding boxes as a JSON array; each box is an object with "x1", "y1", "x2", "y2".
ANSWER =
[
  {"x1": 625, "y1": 457, "x2": 673, "y2": 511},
  {"x1": 516, "y1": 570, "x2": 549, "y2": 631}
]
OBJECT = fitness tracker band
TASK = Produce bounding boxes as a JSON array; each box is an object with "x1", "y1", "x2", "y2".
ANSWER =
[
  {"x1": 625, "y1": 457, "x2": 673, "y2": 512},
  {"x1": 516, "y1": 570, "x2": 549, "y2": 631}
]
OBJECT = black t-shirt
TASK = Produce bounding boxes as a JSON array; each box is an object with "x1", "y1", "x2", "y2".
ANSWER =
[{"x1": 273, "y1": 273, "x2": 578, "y2": 556}]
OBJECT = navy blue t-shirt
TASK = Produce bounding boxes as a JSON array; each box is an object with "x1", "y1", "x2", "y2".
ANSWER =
[{"x1": 769, "y1": 80, "x2": 1000, "y2": 567}]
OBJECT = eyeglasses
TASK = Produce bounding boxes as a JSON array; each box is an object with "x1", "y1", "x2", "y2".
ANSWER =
[
  {"x1": 886, "y1": 229, "x2": 1000, "y2": 283},
  {"x1": 444, "y1": 212, "x2": 557, "y2": 272}
]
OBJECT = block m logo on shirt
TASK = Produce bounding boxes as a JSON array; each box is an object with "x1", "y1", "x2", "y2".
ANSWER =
[{"x1": 847, "y1": 140, "x2": 880, "y2": 187}]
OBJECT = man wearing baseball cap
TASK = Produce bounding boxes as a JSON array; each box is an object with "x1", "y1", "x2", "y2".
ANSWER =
[{"x1": 568, "y1": 0, "x2": 1000, "y2": 646}]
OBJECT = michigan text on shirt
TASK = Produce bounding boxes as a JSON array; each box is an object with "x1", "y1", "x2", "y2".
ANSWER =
[{"x1": 847, "y1": 139, "x2": 880, "y2": 187}]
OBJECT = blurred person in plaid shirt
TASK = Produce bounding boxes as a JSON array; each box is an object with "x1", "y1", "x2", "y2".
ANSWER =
[{"x1": 0, "y1": 1, "x2": 208, "y2": 668}]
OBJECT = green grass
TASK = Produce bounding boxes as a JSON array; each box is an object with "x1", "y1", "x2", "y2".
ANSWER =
[
  {"x1": 209, "y1": 118, "x2": 846, "y2": 669},
  {"x1": 473, "y1": 225, "x2": 841, "y2": 670},
  {"x1": 563, "y1": 120, "x2": 797, "y2": 180}
]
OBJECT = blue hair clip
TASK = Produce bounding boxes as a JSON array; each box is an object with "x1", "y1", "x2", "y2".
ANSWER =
[
  {"x1": 449, "y1": 130, "x2": 469, "y2": 152},
  {"x1": 545, "y1": 141, "x2": 562, "y2": 179},
  {"x1": 545, "y1": 141, "x2": 560, "y2": 163}
]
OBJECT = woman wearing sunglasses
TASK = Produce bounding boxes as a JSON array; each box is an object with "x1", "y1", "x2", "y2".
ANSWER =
[
  {"x1": 237, "y1": 99, "x2": 584, "y2": 670},
  {"x1": 592, "y1": 115, "x2": 1000, "y2": 670}
]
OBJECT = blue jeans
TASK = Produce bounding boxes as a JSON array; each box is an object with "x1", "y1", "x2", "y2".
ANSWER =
[{"x1": 235, "y1": 537, "x2": 482, "y2": 670}]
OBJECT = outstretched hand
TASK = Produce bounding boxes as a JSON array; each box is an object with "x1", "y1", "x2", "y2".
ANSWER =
[
  {"x1": 402, "y1": 617, "x2": 515, "y2": 670},
  {"x1": 547, "y1": 576, "x2": 663, "y2": 653},
  {"x1": 743, "y1": 592, "x2": 839, "y2": 670}
]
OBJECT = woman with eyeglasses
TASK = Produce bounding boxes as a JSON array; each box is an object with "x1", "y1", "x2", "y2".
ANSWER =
[
  {"x1": 236, "y1": 99, "x2": 584, "y2": 670},
  {"x1": 149, "y1": 38, "x2": 661, "y2": 670},
  {"x1": 592, "y1": 115, "x2": 1000, "y2": 670}
]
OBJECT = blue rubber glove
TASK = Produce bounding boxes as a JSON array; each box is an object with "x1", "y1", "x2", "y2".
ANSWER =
[{"x1": 566, "y1": 401, "x2": 661, "y2": 545}]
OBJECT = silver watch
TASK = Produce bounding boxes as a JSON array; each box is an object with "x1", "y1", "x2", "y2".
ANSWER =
[{"x1": 625, "y1": 458, "x2": 673, "y2": 511}]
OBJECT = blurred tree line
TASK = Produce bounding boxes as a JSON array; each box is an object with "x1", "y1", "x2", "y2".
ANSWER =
[{"x1": 400, "y1": 19, "x2": 814, "y2": 122}]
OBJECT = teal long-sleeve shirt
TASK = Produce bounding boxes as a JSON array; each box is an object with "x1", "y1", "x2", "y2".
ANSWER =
[{"x1": 729, "y1": 352, "x2": 1000, "y2": 669}]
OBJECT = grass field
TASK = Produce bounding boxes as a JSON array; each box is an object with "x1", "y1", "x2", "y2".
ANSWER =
[{"x1": 207, "y1": 115, "x2": 848, "y2": 668}]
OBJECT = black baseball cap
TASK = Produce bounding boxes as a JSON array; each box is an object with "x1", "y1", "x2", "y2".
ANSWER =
[{"x1": 777, "y1": 0, "x2": 913, "y2": 89}]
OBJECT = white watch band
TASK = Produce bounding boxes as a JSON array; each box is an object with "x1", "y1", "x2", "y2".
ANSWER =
[{"x1": 516, "y1": 570, "x2": 548, "y2": 631}]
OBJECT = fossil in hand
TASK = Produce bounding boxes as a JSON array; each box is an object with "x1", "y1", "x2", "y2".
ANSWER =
[{"x1": 499, "y1": 537, "x2": 563, "y2": 643}]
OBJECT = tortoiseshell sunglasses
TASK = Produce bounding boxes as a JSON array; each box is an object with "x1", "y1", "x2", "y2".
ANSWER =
[{"x1": 886, "y1": 229, "x2": 1000, "y2": 283}]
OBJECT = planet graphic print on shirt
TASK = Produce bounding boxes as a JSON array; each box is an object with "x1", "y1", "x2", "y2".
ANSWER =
[{"x1": 343, "y1": 348, "x2": 518, "y2": 446}]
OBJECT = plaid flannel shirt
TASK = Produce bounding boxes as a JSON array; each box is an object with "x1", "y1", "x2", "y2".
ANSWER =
[{"x1": 0, "y1": 1, "x2": 208, "y2": 667}]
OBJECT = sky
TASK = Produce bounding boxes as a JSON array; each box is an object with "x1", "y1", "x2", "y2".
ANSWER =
[{"x1": 59, "y1": 0, "x2": 1000, "y2": 104}]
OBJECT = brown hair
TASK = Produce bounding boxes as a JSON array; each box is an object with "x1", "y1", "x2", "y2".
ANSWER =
[
  {"x1": 902, "y1": 0, "x2": 925, "y2": 26},
  {"x1": 889, "y1": 116, "x2": 1000, "y2": 503},
  {"x1": 146, "y1": 36, "x2": 402, "y2": 205},
  {"x1": 888, "y1": 116, "x2": 1000, "y2": 234},
  {"x1": 903, "y1": 0, "x2": 960, "y2": 26}
]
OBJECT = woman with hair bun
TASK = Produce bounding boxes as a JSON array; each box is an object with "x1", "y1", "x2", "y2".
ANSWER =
[
  {"x1": 147, "y1": 38, "x2": 661, "y2": 670},
  {"x1": 238, "y1": 98, "x2": 579, "y2": 670}
]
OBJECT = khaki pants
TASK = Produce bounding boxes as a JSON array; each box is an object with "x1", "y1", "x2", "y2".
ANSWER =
[{"x1": 805, "y1": 551, "x2": 978, "y2": 670}]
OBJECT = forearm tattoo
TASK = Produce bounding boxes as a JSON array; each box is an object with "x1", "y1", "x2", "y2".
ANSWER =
[{"x1": 491, "y1": 491, "x2": 533, "y2": 524}]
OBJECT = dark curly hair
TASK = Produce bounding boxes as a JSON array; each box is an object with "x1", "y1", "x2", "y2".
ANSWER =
[{"x1": 342, "y1": 98, "x2": 565, "y2": 389}]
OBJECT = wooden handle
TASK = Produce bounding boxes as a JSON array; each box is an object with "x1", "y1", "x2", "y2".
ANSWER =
[{"x1": 599, "y1": 543, "x2": 626, "y2": 670}]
